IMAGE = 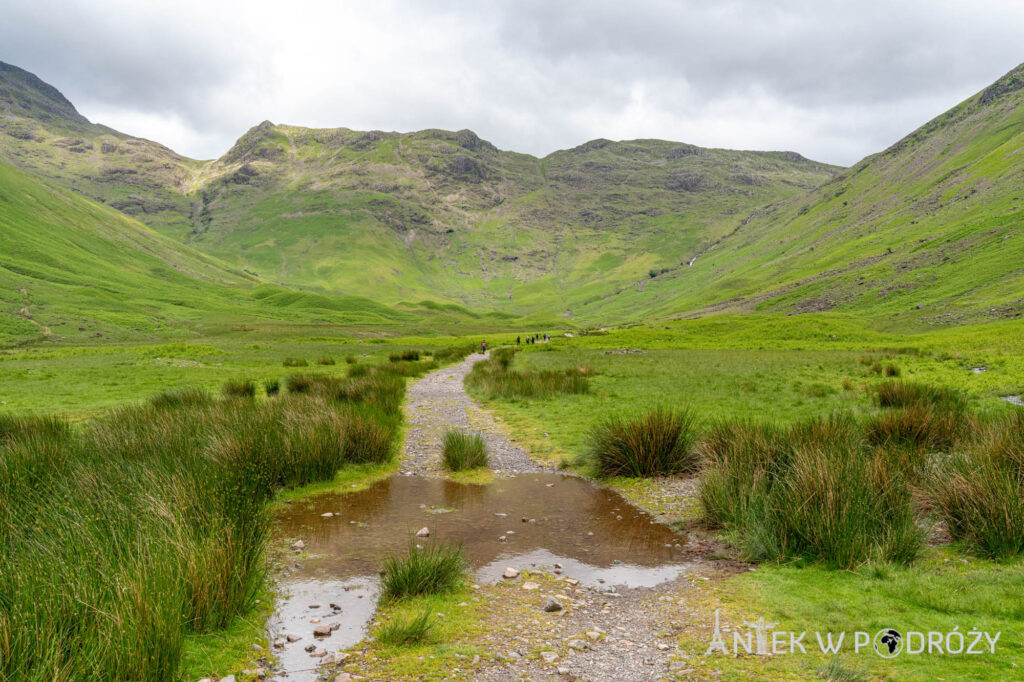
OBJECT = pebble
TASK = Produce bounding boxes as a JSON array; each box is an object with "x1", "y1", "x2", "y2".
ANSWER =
[
  {"x1": 273, "y1": 639, "x2": 285, "y2": 648},
  {"x1": 321, "y1": 652, "x2": 349, "y2": 665},
  {"x1": 291, "y1": 540, "x2": 305, "y2": 550},
  {"x1": 310, "y1": 648, "x2": 327, "y2": 658},
  {"x1": 313, "y1": 624, "x2": 332, "y2": 637},
  {"x1": 286, "y1": 634, "x2": 301, "y2": 642},
  {"x1": 565, "y1": 578, "x2": 579, "y2": 586},
  {"x1": 543, "y1": 598, "x2": 563, "y2": 612},
  {"x1": 521, "y1": 582, "x2": 540, "y2": 590},
  {"x1": 568, "y1": 639, "x2": 589, "y2": 650},
  {"x1": 540, "y1": 651, "x2": 559, "y2": 663},
  {"x1": 321, "y1": 512, "x2": 334, "y2": 518},
  {"x1": 656, "y1": 643, "x2": 670, "y2": 651},
  {"x1": 416, "y1": 527, "x2": 430, "y2": 537},
  {"x1": 503, "y1": 567, "x2": 520, "y2": 579}
]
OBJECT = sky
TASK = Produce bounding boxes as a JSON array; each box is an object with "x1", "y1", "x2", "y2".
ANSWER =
[{"x1": 2, "y1": 0, "x2": 1023, "y2": 166}]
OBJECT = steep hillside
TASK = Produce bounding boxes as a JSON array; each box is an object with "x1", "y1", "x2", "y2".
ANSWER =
[
  {"x1": 0, "y1": 61, "x2": 197, "y2": 235},
  {"x1": 185, "y1": 124, "x2": 836, "y2": 314},
  {"x1": 583, "y1": 63, "x2": 1024, "y2": 327},
  {"x1": 0, "y1": 61, "x2": 839, "y2": 319},
  {"x1": 0, "y1": 162, "x2": 430, "y2": 346}
]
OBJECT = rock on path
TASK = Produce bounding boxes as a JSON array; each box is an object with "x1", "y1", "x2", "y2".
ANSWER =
[{"x1": 400, "y1": 352, "x2": 548, "y2": 476}]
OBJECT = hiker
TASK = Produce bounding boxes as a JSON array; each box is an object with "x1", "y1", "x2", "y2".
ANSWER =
[
  {"x1": 481, "y1": 340, "x2": 487, "y2": 354},
  {"x1": 516, "y1": 336, "x2": 521, "y2": 345}
]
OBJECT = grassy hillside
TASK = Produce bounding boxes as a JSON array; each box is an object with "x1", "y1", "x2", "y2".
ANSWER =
[
  {"x1": 1, "y1": 60, "x2": 840, "y2": 320},
  {"x1": 0, "y1": 162, "x2": 479, "y2": 346},
  {"x1": 584, "y1": 63, "x2": 1024, "y2": 327}
]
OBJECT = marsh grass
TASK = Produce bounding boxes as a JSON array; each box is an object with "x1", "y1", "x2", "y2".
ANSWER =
[
  {"x1": 381, "y1": 544, "x2": 466, "y2": 601},
  {"x1": 873, "y1": 381, "x2": 966, "y2": 412},
  {"x1": 926, "y1": 411, "x2": 1024, "y2": 557},
  {"x1": 316, "y1": 356, "x2": 336, "y2": 365},
  {"x1": 699, "y1": 416, "x2": 924, "y2": 568},
  {"x1": 586, "y1": 408, "x2": 699, "y2": 477},
  {"x1": 465, "y1": 349, "x2": 589, "y2": 399},
  {"x1": 389, "y1": 350, "x2": 421, "y2": 362},
  {"x1": 376, "y1": 610, "x2": 434, "y2": 646},
  {"x1": 0, "y1": 363, "x2": 422, "y2": 680},
  {"x1": 264, "y1": 379, "x2": 280, "y2": 396},
  {"x1": 282, "y1": 357, "x2": 308, "y2": 367},
  {"x1": 222, "y1": 379, "x2": 256, "y2": 398},
  {"x1": 441, "y1": 430, "x2": 488, "y2": 471}
]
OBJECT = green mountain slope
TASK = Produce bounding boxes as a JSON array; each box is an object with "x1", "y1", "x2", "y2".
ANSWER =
[
  {"x1": 583, "y1": 63, "x2": 1024, "y2": 327},
  {"x1": 0, "y1": 61, "x2": 840, "y2": 320},
  {"x1": 0, "y1": 162, "x2": 429, "y2": 346}
]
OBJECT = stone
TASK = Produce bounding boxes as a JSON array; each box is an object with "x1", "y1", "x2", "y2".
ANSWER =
[
  {"x1": 220, "y1": 677, "x2": 236, "y2": 682},
  {"x1": 498, "y1": 535, "x2": 507, "y2": 542},
  {"x1": 540, "y1": 651, "x2": 559, "y2": 664},
  {"x1": 521, "y1": 581, "x2": 539, "y2": 590},
  {"x1": 309, "y1": 603, "x2": 321, "y2": 609},
  {"x1": 553, "y1": 563, "x2": 563, "y2": 569},
  {"x1": 273, "y1": 639, "x2": 285, "y2": 648},
  {"x1": 304, "y1": 643, "x2": 316, "y2": 652},
  {"x1": 543, "y1": 598, "x2": 563, "y2": 612},
  {"x1": 568, "y1": 639, "x2": 589, "y2": 650},
  {"x1": 330, "y1": 622, "x2": 340, "y2": 631},
  {"x1": 286, "y1": 633, "x2": 302, "y2": 642},
  {"x1": 310, "y1": 648, "x2": 327, "y2": 657},
  {"x1": 586, "y1": 631, "x2": 601, "y2": 640},
  {"x1": 321, "y1": 512, "x2": 334, "y2": 518},
  {"x1": 311, "y1": 618, "x2": 321, "y2": 623},
  {"x1": 291, "y1": 540, "x2": 305, "y2": 550},
  {"x1": 330, "y1": 602, "x2": 343, "y2": 610},
  {"x1": 557, "y1": 666, "x2": 570, "y2": 675},
  {"x1": 502, "y1": 567, "x2": 519, "y2": 579},
  {"x1": 656, "y1": 643, "x2": 670, "y2": 651},
  {"x1": 314, "y1": 624, "x2": 332, "y2": 637},
  {"x1": 322, "y1": 652, "x2": 350, "y2": 665},
  {"x1": 565, "y1": 578, "x2": 579, "y2": 586},
  {"x1": 416, "y1": 527, "x2": 430, "y2": 537}
]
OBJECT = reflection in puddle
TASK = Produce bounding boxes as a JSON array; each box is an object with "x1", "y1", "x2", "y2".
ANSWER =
[{"x1": 270, "y1": 473, "x2": 690, "y2": 678}]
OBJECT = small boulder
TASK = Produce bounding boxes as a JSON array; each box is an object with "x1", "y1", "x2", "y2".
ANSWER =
[
  {"x1": 286, "y1": 634, "x2": 302, "y2": 642},
  {"x1": 313, "y1": 624, "x2": 332, "y2": 637},
  {"x1": 502, "y1": 567, "x2": 519, "y2": 579},
  {"x1": 521, "y1": 582, "x2": 539, "y2": 590},
  {"x1": 540, "y1": 651, "x2": 559, "y2": 664},
  {"x1": 291, "y1": 540, "x2": 305, "y2": 550},
  {"x1": 416, "y1": 527, "x2": 430, "y2": 537},
  {"x1": 543, "y1": 598, "x2": 563, "y2": 612},
  {"x1": 310, "y1": 648, "x2": 327, "y2": 658},
  {"x1": 321, "y1": 512, "x2": 334, "y2": 518},
  {"x1": 273, "y1": 639, "x2": 285, "y2": 648}
]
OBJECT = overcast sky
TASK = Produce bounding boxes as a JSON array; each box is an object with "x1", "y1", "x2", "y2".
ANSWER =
[{"x1": 3, "y1": 0, "x2": 1022, "y2": 165}]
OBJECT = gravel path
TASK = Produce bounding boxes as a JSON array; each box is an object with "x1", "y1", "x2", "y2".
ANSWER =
[{"x1": 399, "y1": 352, "x2": 548, "y2": 476}]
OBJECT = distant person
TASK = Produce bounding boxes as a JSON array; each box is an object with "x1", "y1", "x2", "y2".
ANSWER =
[
  {"x1": 481, "y1": 340, "x2": 487, "y2": 354},
  {"x1": 516, "y1": 336, "x2": 521, "y2": 345}
]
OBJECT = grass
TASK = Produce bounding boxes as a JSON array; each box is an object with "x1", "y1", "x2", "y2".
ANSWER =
[
  {"x1": 380, "y1": 544, "x2": 467, "y2": 601},
  {"x1": 0, "y1": 362, "x2": 415, "y2": 680},
  {"x1": 926, "y1": 410, "x2": 1024, "y2": 557},
  {"x1": 699, "y1": 415, "x2": 925, "y2": 568},
  {"x1": 464, "y1": 348, "x2": 590, "y2": 399},
  {"x1": 376, "y1": 610, "x2": 435, "y2": 646},
  {"x1": 282, "y1": 357, "x2": 308, "y2": 367},
  {"x1": 585, "y1": 407, "x2": 699, "y2": 477},
  {"x1": 222, "y1": 379, "x2": 256, "y2": 398},
  {"x1": 441, "y1": 430, "x2": 488, "y2": 471}
]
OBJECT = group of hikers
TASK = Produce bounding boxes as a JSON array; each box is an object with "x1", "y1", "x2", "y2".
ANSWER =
[{"x1": 479, "y1": 333, "x2": 550, "y2": 354}]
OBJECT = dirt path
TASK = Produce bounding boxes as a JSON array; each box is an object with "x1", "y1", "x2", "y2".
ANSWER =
[
  {"x1": 400, "y1": 352, "x2": 548, "y2": 476},
  {"x1": 386, "y1": 355, "x2": 719, "y2": 681}
]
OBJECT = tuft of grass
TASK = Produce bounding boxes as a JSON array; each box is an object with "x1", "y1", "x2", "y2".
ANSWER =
[
  {"x1": 389, "y1": 350, "x2": 421, "y2": 362},
  {"x1": 381, "y1": 544, "x2": 467, "y2": 601},
  {"x1": 816, "y1": 656, "x2": 869, "y2": 682},
  {"x1": 0, "y1": 414, "x2": 70, "y2": 444},
  {"x1": 884, "y1": 363, "x2": 901, "y2": 377},
  {"x1": 441, "y1": 430, "x2": 488, "y2": 471},
  {"x1": 285, "y1": 374, "x2": 313, "y2": 393},
  {"x1": 282, "y1": 358, "x2": 308, "y2": 367},
  {"x1": 586, "y1": 408, "x2": 699, "y2": 477},
  {"x1": 873, "y1": 381, "x2": 965, "y2": 412},
  {"x1": 375, "y1": 610, "x2": 434, "y2": 646},
  {"x1": 263, "y1": 379, "x2": 280, "y2": 397},
  {"x1": 316, "y1": 356, "x2": 336, "y2": 365},
  {"x1": 222, "y1": 379, "x2": 256, "y2": 399},
  {"x1": 699, "y1": 416, "x2": 924, "y2": 568},
  {"x1": 926, "y1": 411, "x2": 1024, "y2": 558},
  {"x1": 464, "y1": 349, "x2": 589, "y2": 399},
  {"x1": 150, "y1": 388, "x2": 211, "y2": 410},
  {"x1": 345, "y1": 355, "x2": 358, "y2": 364}
]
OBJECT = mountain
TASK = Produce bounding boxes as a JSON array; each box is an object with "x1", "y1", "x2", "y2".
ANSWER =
[
  {"x1": 0, "y1": 161, "x2": 487, "y2": 346},
  {"x1": 576, "y1": 63, "x2": 1024, "y2": 327},
  {"x1": 0, "y1": 61, "x2": 839, "y2": 320}
]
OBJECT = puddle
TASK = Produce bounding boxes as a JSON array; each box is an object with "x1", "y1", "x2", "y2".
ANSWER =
[
  {"x1": 1001, "y1": 395, "x2": 1024, "y2": 406},
  {"x1": 269, "y1": 473, "x2": 690, "y2": 678}
]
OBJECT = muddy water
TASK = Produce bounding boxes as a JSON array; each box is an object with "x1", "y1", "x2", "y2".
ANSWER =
[{"x1": 269, "y1": 473, "x2": 690, "y2": 678}]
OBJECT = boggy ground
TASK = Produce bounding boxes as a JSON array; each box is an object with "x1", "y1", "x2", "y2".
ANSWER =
[{"x1": 334, "y1": 353, "x2": 741, "y2": 682}]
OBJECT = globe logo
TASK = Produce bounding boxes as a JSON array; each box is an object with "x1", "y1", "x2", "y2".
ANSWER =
[{"x1": 874, "y1": 629, "x2": 903, "y2": 658}]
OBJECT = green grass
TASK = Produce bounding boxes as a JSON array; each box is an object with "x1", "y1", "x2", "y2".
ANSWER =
[
  {"x1": 0, "y1": 358, "x2": 417, "y2": 680},
  {"x1": 441, "y1": 430, "x2": 488, "y2": 471},
  {"x1": 380, "y1": 544, "x2": 467, "y2": 601},
  {"x1": 585, "y1": 407, "x2": 699, "y2": 477},
  {"x1": 376, "y1": 610, "x2": 435, "y2": 646}
]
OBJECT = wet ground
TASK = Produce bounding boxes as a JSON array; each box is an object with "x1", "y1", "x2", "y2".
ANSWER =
[{"x1": 269, "y1": 473, "x2": 692, "y2": 679}]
